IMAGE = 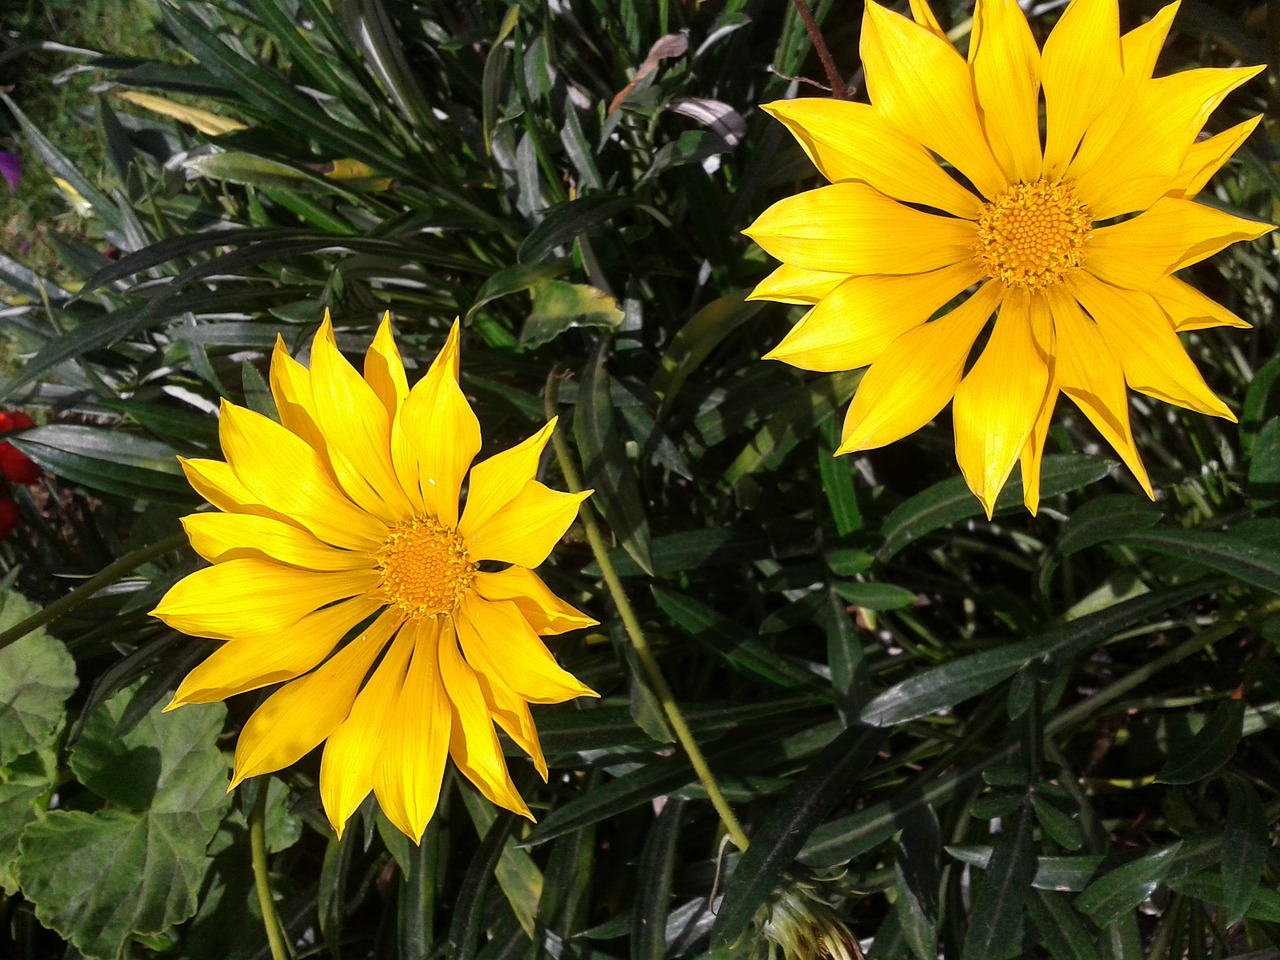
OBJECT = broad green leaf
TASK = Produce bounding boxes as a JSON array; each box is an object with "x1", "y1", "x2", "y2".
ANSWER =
[
  {"x1": 650, "y1": 292, "x2": 762, "y2": 418},
  {"x1": 460, "y1": 789, "x2": 542, "y2": 936},
  {"x1": 860, "y1": 581, "x2": 1216, "y2": 727},
  {"x1": 1075, "y1": 844, "x2": 1181, "y2": 928},
  {"x1": 0, "y1": 748, "x2": 58, "y2": 894},
  {"x1": 1121, "y1": 528, "x2": 1280, "y2": 595},
  {"x1": 0, "y1": 592, "x2": 77, "y2": 765},
  {"x1": 894, "y1": 804, "x2": 941, "y2": 960},
  {"x1": 1028, "y1": 891, "x2": 1103, "y2": 960},
  {"x1": 521, "y1": 281, "x2": 625, "y2": 349},
  {"x1": 878, "y1": 455, "x2": 1113, "y2": 562},
  {"x1": 18, "y1": 689, "x2": 229, "y2": 960},
  {"x1": 832, "y1": 582, "x2": 917, "y2": 611},
  {"x1": 575, "y1": 338, "x2": 654, "y2": 575},
  {"x1": 1221, "y1": 778, "x2": 1268, "y2": 925},
  {"x1": 1156, "y1": 699, "x2": 1244, "y2": 784},
  {"x1": 632, "y1": 800, "x2": 684, "y2": 960},
  {"x1": 1031, "y1": 795, "x2": 1084, "y2": 851},
  {"x1": 12, "y1": 425, "x2": 195, "y2": 505},
  {"x1": 641, "y1": 130, "x2": 728, "y2": 182},
  {"x1": 184, "y1": 151, "x2": 343, "y2": 191},
  {"x1": 711, "y1": 726, "x2": 885, "y2": 948},
  {"x1": 961, "y1": 804, "x2": 1036, "y2": 960},
  {"x1": 1241, "y1": 353, "x2": 1280, "y2": 454}
]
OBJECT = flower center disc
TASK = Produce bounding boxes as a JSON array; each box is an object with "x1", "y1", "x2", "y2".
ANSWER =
[
  {"x1": 974, "y1": 179, "x2": 1092, "y2": 291},
  {"x1": 376, "y1": 516, "x2": 476, "y2": 619}
]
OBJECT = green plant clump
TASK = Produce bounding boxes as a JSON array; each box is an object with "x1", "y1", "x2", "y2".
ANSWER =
[{"x1": 0, "y1": 0, "x2": 1278, "y2": 958}]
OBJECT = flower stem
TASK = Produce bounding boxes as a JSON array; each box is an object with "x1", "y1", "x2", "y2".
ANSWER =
[
  {"x1": 791, "y1": 0, "x2": 846, "y2": 99},
  {"x1": 0, "y1": 532, "x2": 187, "y2": 654},
  {"x1": 545, "y1": 375, "x2": 751, "y2": 851},
  {"x1": 251, "y1": 782, "x2": 292, "y2": 960}
]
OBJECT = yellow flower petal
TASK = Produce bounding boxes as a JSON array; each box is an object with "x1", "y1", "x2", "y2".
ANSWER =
[
  {"x1": 1065, "y1": 2, "x2": 1179, "y2": 188},
  {"x1": 319, "y1": 614, "x2": 414, "y2": 837},
  {"x1": 219, "y1": 400, "x2": 387, "y2": 550},
  {"x1": 475, "y1": 671, "x2": 548, "y2": 780},
  {"x1": 836, "y1": 282, "x2": 1004, "y2": 454},
  {"x1": 763, "y1": 262, "x2": 984, "y2": 373},
  {"x1": 953, "y1": 289, "x2": 1052, "y2": 518},
  {"x1": 1067, "y1": 273, "x2": 1234, "y2": 419},
  {"x1": 373, "y1": 618, "x2": 452, "y2": 842},
  {"x1": 182, "y1": 512, "x2": 372, "y2": 571},
  {"x1": 1041, "y1": 0, "x2": 1122, "y2": 179},
  {"x1": 229, "y1": 614, "x2": 393, "y2": 788},
  {"x1": 456, "y1": 595, "x2": 597, "y2": 704},
  {"x1": 1018, "y1": 379, "x2": 1058, "y2": 516},
  {"x1": 152, "y1": 558, "x2": 379, "y2": 641},
  {"x1": 1147, "y1": 275, "x2": 1248, "y2": 332},
  {"x1": 908, "y1": 0, "x2": 946, "y2": 38},
  {"x1": 474, "y1": 566, "x2": 598, "y2": 636},
  {"x1": 762, "y1": 99, "x2": 982, "y2": 218},
  {"x1": 861, "y1": 1, "x2": 1007, "y2": 199},
  {"x1": 1087, "y1": 197, "x2": 1274, "y2": 284},
  {"x1": 364, "y1": 312, "x2": 410, "y2": 419},
  {"x1": 1072, "y1": 66, "x2": 1263, "y2": 219},
  {"x1": 1166, "y1": 115, "x2": 1262, "y2": 200},
  {"x1": 1045, "y1": 287, "x2": 1152, "y2": 496},
  {"x1": 438, "y1": 626, "x2": 531, "y2": 818},
  {"x1": 168, "y1": 596, "x2": 383, "y2": 706},
  {"x1": 392, "y1": 320, "x2": 480, "y2": 526},
  {"x1": 269, "y1": 336, "x2": 331, "y2": 460},
  {"x1": 465, "y1": 481, "x2": 590, "y2": 569},
  {"x1": 744, "y1": 182, "x2": 978, "y2": 276},
  {"x1": 970, "y1": 0, "x2": 1041, "y2": 183},
  {"x1": 747, "y1": 263, "x2": 847, "y2": 305},
  {"x1": 309, "y1": 317, "x2": 415, "y2": 524},
  {"x1": 458, "y1": 420, "x2": 556, "y2": 536}
]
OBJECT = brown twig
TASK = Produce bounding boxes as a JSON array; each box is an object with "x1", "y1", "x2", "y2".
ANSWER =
[{"x1": 791, "y1": 0, "x2": 847, "y2": 99}]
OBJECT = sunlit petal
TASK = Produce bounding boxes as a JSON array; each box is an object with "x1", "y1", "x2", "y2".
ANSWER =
[
  {"x1": 474, "y1": 566, "x2": 597, "y2": 636},
  {"x1": 466, "y1": 482, "x2": 591, "y2": 569},
  {"x1": 182, "y1": 512, "x2": 372, "y2": 571},
  {"x1": 458, "y1": 420, "x2": 556, "y2": 537},
  {"x1": 1041, "y1": 0, "x2": 1121, "y2": 178},
  {"x1": 971, "y1": 0, "x2": 1041, "y2": 183}
]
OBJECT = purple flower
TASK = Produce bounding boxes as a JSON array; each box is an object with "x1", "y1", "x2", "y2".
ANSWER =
[{"x1": 0, "y1": 151, "x2": 20, "y2": 195}]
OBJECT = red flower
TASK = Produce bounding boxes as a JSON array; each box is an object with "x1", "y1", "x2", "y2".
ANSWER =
[
  {"x1": 0, "y1": 411, "x2": 40, "y2": 485},
  {"x1": 0, "y1": 499, "x2": 19, "y2": 539}
]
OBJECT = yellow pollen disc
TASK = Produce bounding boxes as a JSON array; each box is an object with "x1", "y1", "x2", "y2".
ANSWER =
[
  {"x1": 974, "y1": 179, "x2": 1093, "y2": 291},
  {"x1": 375, "y1": 516, "x2": 476, "y2": 619}
]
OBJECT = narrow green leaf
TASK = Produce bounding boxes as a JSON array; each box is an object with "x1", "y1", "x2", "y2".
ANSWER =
[
  {"x1": 946, "y1": 847, "x2": 1104, "y2": 892},
  {"x1": 1038, "y1": 495, "x2": 1161, "y2": 595},
  {"x1": 1121, "y1": 528, "x2": 1280, "y2": 595},
  {"x1": 632, "y1": 800, "x2": 684, "y2": 960},
  {"x1": 962, "y1": 803, "x2": 1036, "y2": 960},
  {"x1": 575, "y1": 338, "x2": 654, "y2": 575},
  {"x1": 894, "y1": 804, "x2": 941, "y2": 960},
  {"x1": 1246, "y1": 418, "x2": 1280, "y2": 507},
  {"x1": 861, "y1": 581, "x2": 1216, "y2": 727},
  {"x1": 1167, "y1": 872, "x2": 1280, "y2": 922},
  {"x1": 1076, "y1": 844, "x2": 1181, "y2": 928},
  {"x1": 1156, "y1": 699, "x2": 1244, "y2": 784},
  {"x1": 1221, "y1": 778, "x2": 1268, "y2": 925},
  {"x1": 1028, "y1": 891, "x2": 1103, "y2": 960},
  {"x1": 1241, "y1": 353, "x2": 1280, "y2": 453},
  {"x1": 878, "y1": 455, "x2": 1113, "y2": 562},
  {"x1": 465, "y1": 261, "x2": 569, "y2": 323},
  {"x1": 517, "y1": 196, "x2": 632, "y2": 263},
  {"x1": 449, "y1": 810, "x2": 519, "y2": 960},
  {"x1": 711, "y1": 726, "x2": 886, "y2": 948},
  {"x1": 482, "y1": 5, "x2": 521, "y2": 155},
  {"x1": 832, "y1": 582, "x2": 917, "y2": 611},
  {"x1": 1031, "y1": 796, "x2": 1084, "y2": 851},
  {"x1": 650, "y1": 292, "x2": 762, "y2": 418},
  {"x1": 582, "y1": 527, "x2": 773, "y2": 578},
  {"x1": 12, "y1": 425, "x2": 195, "y2": 504}
]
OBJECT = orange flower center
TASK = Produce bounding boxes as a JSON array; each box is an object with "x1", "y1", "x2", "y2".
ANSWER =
[
  {"x1": 974, "y1": 179, "x2": 1092, "y2": 290},
  {"x1": 375, "y1": 516, "x2": 476, "y2": 619}
]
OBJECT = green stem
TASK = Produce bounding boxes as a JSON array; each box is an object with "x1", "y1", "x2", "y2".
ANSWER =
[
  {"x1": 0, "y1": 532, "x2": 187, "y2": 653},
  {"x1": 545, "y1": 375, "x2": 751, "y2": 851},
  {"x1": 251, "y1": 782, "x2": 291, "y2": 960}
]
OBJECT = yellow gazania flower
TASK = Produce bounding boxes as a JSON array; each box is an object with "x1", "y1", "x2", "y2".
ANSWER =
[
  {"x1": 745, "y1": 0, "x2": 1274, "y2": 515},
  {"x1": 152, "y1": 315, "x2": 598, "y2": 841}
]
